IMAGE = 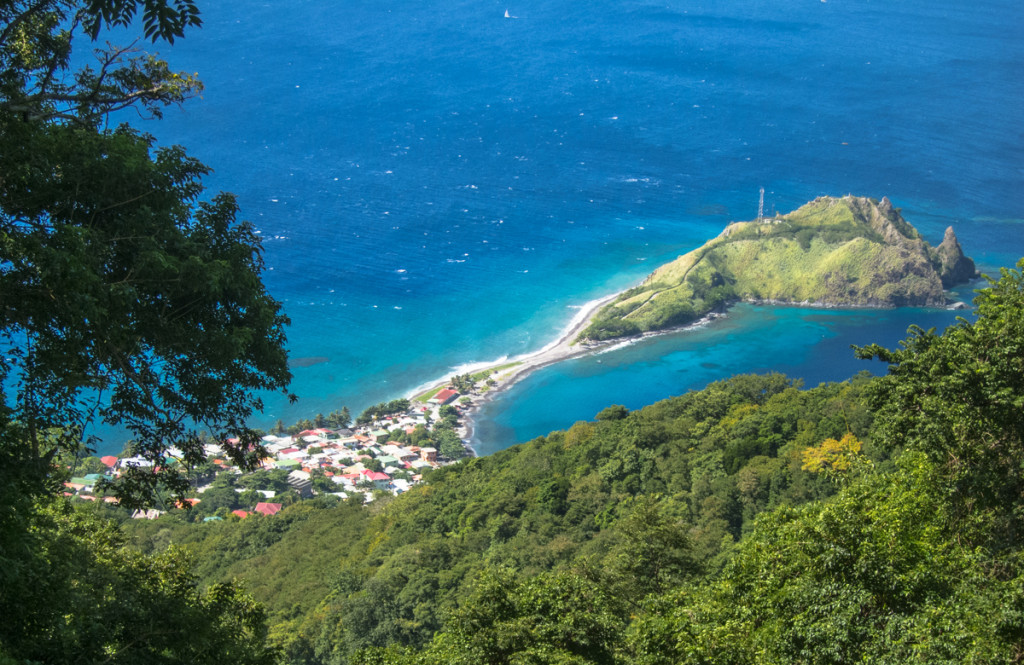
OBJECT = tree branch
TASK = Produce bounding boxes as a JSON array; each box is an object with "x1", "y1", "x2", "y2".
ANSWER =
[{"x1": 0, "y1": 0, "x2": 57, "y2": 50}]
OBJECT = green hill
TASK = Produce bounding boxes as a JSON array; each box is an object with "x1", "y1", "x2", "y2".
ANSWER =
[
  {"x1": 579, "y1": 195, "x2": 976, "y2": 341},
  {"x1": 108, "y1": 260, "x2": 1024, "y2": 665},
  {"x1": 360, "y1": 261, "x2": 1024, "y2": 665},
  {"x1": 122, "y1": 371, "x2": 871, "y2": 661}
]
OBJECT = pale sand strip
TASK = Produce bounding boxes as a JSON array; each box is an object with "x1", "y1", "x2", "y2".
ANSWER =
[
  {"x1": 488, "y1": 292, "x2": 622, "y2": 387},
  {"x1": 408, "y1": 292, "x2": 619, "y2": 402},
  {"x1": 405, "y1": 283, "x2": 737, "y2": 456},
  {"x1": 406, "y1": 292, "x2": 619, "y2": 452},
  {"x1": 454, "y1": 297, "x2": 727, "y2": 453}
]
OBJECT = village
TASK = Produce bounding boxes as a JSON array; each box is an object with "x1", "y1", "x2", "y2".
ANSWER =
[{"x1": 61, "y1": 377, "x2": 493, "y2": 522}]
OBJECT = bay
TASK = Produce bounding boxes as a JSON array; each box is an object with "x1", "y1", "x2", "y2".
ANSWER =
[{"x1": 97, "y1": 0, "x2": 1024, "y2": 453}]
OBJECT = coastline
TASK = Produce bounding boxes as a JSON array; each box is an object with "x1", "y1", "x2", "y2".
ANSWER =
[
  {"x1": 440, "y1": 291, "x2": 976, "y2": 457},
  {"x1": 407, "y1": 292, "x2": 620, "y2": 453},
  {"x1": 413, "y1": 288, "x2": 729, "y2": 456}
]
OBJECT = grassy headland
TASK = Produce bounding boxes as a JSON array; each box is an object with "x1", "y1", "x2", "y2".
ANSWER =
[{"x1": 579, "y1": 195, "x2": 976, "y2": 341}]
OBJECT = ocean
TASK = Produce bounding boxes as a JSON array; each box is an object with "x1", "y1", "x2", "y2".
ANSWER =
[{"x1": 104, "y1": 0, "x2": 1024, "y2": 454}]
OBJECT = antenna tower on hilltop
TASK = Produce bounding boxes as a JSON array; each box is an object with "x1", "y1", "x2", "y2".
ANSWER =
[{"x1": 758, "y1": 187, "x2": 765, "y2": 222}]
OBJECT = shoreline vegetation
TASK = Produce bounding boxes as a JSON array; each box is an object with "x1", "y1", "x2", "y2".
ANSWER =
[{"x1": 409, "y1": 195, "x2": 977, "y2": 457}]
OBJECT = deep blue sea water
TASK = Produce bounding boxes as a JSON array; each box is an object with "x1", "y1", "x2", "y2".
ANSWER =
[{"x1": 100, "y1": 0, "x2": 1024, "y2": 454}]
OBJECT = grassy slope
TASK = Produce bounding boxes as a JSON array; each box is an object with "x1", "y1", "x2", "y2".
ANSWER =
[{"x1": 580, "y1": 196, "x2": 948, "y2": 341}]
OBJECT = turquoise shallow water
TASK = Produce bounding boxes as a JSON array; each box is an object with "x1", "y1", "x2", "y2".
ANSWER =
[
  {"x1": 92, "y1": 0, "x2": 1024, "y2": 454},
  {"x1": 471, "y1": 302, "x2": 979, "y2": 454}
]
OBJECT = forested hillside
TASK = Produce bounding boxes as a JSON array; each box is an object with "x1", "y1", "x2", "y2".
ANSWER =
[
  {"x1": 3, "y1": 4, "x2": 1021, "y2": 663},
  {"x1": 119, "y1": 262, "x2": 1024, "y2": 665},
  {"x1": 362, "y1": 262, "x2": 1024, "y2": 664},
  {"x1": 121, "y1": 370, "x2": 873, "y2": 661}
]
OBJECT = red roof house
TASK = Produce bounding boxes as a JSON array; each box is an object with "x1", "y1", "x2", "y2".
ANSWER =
[
  {"x1": 100, "y1": 455, "x2": 119, "y2": 467},
  {"x1": 254, "y1": 502, "x2": 283, "y2": 516},
  {"x1": 232, "y1": 510, "x2": 250, "y2": 519},
  {"x1": 431, "y1": 388, "x2": 459, "y2": 405}
]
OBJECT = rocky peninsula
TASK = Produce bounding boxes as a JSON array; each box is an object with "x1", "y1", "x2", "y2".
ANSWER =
[
  {"x1": 578, "y1": 195, "x2": 976, "y2": 341},
  {"x1": 411, "y1": 195, "x2": 977, "y2": 451}
]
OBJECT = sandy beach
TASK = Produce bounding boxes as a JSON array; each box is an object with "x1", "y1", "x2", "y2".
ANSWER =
[
  {"x1": 455, "y1": 298, "x2": 732, "y2": 453},
  {"x1": 482, "y1": 293, "x2": 621, "y2": 387},
  {"x1": 407, "y1": 292, "x2": 620, "y2": 450},
  {"x1": 409, "y1": 288, "x2": 730, "y2": 455}
]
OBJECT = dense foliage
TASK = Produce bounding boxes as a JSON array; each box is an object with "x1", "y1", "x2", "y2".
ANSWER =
[
  {"x1": 2, "y1": 500, "x2": 277, "y2": 664},
  {"x1": 373, "y1": 262, "x2": 1024, "y2": 664},
  {"x1": 1, "y1": 0, "x2": 291, "y2": 509},
  {"x1": 116, "y1": 262, "x2": 1024, "y2": 665},
  {"x1": 122, "y1": 370, "x2": 874, "y2": 662},
  {"x1": 1, "y1": 3, "x2": 289, "y2": 661}
]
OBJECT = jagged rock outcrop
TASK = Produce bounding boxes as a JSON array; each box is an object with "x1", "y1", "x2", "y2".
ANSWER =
[
  {"x1": 933, "y1": 226, "x2": 977, "y2": 287},
  {"x1": 579, "y1": 196, "x2": 977, "y2": 342}
]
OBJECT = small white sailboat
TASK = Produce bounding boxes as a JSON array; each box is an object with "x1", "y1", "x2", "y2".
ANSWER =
[{"x1": 504, "y1": 9, "x2": 511, "y2": 18}]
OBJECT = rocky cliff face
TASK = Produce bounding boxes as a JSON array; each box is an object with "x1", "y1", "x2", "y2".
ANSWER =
[
  {"x1": 864, "y1": 196, "x2": 923, "y2": 249},
  {"x1": 934, "y1": 226, "x2": 977, "y2": 288}
]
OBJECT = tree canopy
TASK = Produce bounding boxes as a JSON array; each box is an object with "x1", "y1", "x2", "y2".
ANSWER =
[
  {"x1": 1, "y1": 0, "x2": 292, "y2": 509},
  {"x1": 138, "y1": 262, "x2": 1023, "y2": 665},
  {"x1": 1, "y1": 3, "x2": 289, "y2": 661},
  {"x1": 1, "y1": 1, "x2": 203, "y2": 126}
]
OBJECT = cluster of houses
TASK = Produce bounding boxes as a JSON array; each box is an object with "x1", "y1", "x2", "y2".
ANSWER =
[{"x1": 64, "y1": 386, "x2": 470, "y2": 520}]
